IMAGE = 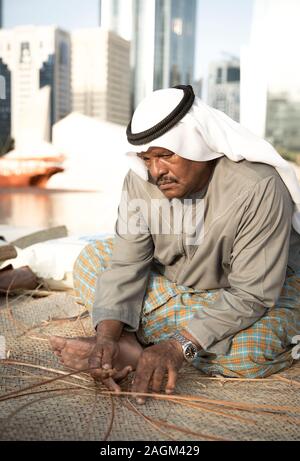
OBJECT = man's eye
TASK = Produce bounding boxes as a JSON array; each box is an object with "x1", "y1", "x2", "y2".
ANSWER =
[
  {"x1": 141, "y1": 154, "x2": 173, "y2": 162},
  {"x1": 159, "y1": 153, "x2": 173, "y2": 158}
]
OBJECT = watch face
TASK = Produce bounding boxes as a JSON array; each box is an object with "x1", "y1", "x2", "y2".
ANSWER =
[{"x1": 184, "y1": 343, "x2": 198, "y2": 361}]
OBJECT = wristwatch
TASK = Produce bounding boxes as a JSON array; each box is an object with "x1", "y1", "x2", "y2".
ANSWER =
[{"x1": 171, "y1": 332, "x2": 200, "y2": 362}]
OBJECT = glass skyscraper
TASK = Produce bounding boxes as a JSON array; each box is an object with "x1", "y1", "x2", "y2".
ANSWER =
[
  {"x1": 240, "y1": 0, "x2": 300, "y2": 152},
  {"x1": 154, "y1": 0, "x2": 196, "y2": 89},
  {"x1": 100, "y1": 0, "x2": 132, "y2": 41},
  {"x1": 132, "y1": 0, "x2": 197, "y2": 109}
]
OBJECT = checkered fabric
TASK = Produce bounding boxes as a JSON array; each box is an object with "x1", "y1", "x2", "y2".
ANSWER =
[{"x1": 73, "y1": 238, "x2": 300, "y2": 378}]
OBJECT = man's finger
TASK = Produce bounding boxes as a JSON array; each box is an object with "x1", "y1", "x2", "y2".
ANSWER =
[
  {"x1": 113, "y1": 365, "x2": 133, "y2": 381},
  {"x1": 151, "y1": 367, "x2": 166, "y2": 393},
  {"x1": 102, "y1": 347, "x2": 113, "y2": 370},
  {"x1": 116, "y1": 366, "x2": 133, "y2": 380},
  {"x1": 88, "y1": 355, "x2": 107, "y2": 378},
  {"x1": 101, "y1": 377, "x2": 121, "y2": 393},
  {"x1": 132, "y1": 362, "x2": 153, "y2": 404},
  {"x1": 165, "y1": 366, "x2": 178, "y2": 394}
]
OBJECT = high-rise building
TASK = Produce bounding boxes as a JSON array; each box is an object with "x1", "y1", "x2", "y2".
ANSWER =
[
  {"x1": 240, "y1": 0, "x2": 300, "y2": 151},
  {"x1": 207, "y1": 59, "x2": 240, "y2": 122},
  {"x1": 71, "y1": 28, "x2": 131, "y2": 126},
  {"x1": 0, "y1": 58, "x2": 10, "y2": 150},
  {"x1": 193, "y1": 78, "x2": 203, "y2": 99},
  {"x1": 0, "y1": 1, "x2": 8, "y2": 150},
  {"x1": 132, "y1": 0, "x2": 197, "y2": 109},
  {"x1": 97, "y1": 0, "x2": 197, "y2": 111},
  {"x1": 0, "y1": 26, "x2": 71, "y2": 148},
  {"x1": 0, "y1": 0, "x2": 3, "y2": 29},
  {"x1": 100, "y1": 0, "x2": 132, "y2": 41},
  {"x1": 265, "y1": 94, "x2": 300, "y2": 151}
]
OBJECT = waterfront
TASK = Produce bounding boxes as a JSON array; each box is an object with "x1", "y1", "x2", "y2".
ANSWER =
[
  {"x1": 0, "y1": 161, "x2": 299, "y2": 240},
  {"x1": 0, "y1": 187, "x2": 120, "y2": 236}
]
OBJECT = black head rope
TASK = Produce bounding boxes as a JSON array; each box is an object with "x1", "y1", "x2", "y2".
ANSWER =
[{"x1": 126, "y1": 85, "x2": 195, "y2": 146}]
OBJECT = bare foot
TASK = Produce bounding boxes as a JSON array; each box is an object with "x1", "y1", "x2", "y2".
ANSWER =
[{"x1": 49, "y1": 332, "x2": 143, "y2": 373}]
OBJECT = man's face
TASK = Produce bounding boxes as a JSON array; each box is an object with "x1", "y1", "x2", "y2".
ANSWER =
[{"x1": 138, "y1": 147, "x2": 215, "y2": 199}]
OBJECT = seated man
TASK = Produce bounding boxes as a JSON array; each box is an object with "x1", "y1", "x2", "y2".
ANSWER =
[{"x1": 50, "y1": 85, "x2": 300, "y2": 404}]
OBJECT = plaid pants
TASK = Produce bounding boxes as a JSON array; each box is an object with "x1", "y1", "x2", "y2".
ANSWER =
[{"x1": 73, "y1": 237, "x2": 300, "y2": 378}]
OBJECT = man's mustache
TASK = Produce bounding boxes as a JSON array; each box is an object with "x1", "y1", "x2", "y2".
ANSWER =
[{"x1": 156, "y1": 176, "x2": 178, "y2": 186}]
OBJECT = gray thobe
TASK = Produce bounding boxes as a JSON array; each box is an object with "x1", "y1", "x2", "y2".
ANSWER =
[{"x1": 92, "y1": 157, "x2": 300, "y2": 355}]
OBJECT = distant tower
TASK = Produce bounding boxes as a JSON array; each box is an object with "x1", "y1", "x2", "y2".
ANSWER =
[
  {"x1": 132, "y1": 0, "x2": 198, "y2": 109},
  {"x1": 240, "y1": 0, "x2": 300, "y2": 150},
  {"x1": 97, "y1": 0, "x2": 198, "y2": 113},
  {"x1": 0, "y1": 0, "x2": 2, "y2": 29},
  {"x1": 71, "y1": 28, "x2": 131, "y2": 125},
  {"x1": 0, "y1": 26, "x2": 71, "y2": 148},
  {"x1": 207, "y1": 58, "x2": 240, "y2": 122},
  {"x1": 99, "y1": 0, "x2": 132, "y2": 41}
]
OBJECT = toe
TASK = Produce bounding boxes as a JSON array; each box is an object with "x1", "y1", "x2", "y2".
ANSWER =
[
  {"x1": 49, "y1": 336, "x2": 67, "y2": 350},
  {"x1": 53, "y1": 350, "x2": 62, "y2": 357}
]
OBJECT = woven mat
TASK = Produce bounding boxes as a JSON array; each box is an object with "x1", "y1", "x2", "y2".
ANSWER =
[{"x1": 0, "y1": 291, "x2": 299, "y2": 441}]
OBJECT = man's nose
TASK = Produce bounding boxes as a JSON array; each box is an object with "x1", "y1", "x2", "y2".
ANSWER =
[{"x1": 149, "y1": 157, "x2": 168, "y2": 179}]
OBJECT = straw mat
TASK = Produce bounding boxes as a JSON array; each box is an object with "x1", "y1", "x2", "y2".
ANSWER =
[{"x1": 0, "y1": 292, "x2": 299, "y2": 441}]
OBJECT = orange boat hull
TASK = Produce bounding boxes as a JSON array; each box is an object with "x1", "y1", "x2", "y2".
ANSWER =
[{"x1": 0, "y1": 166, "x2": 64, "y2": 188}]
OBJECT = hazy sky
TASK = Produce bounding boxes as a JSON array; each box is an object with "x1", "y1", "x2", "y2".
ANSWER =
[{"x1": 3, "y1": 0, "x2": 254, "y2": 79}]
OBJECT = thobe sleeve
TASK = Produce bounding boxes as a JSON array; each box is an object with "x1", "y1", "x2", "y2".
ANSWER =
[
  {"x1": 186, "y1": 175, "x2": 293, "y2": 355},
  {"x1": 92, "y1": 171, "x2": 154, "y2": 330}
]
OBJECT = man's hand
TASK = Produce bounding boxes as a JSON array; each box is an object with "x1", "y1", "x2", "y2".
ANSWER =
[
  {"x1": 88, "y1": 320, "x2": 131, "y2": 393},
  {"x1": 88, "y1": 336, "x2": 119, "y2": 376},
  {"x1": 132, "y1": 339, "x2": 184, "y2": 404},
  {"x1": 88, "y1": 339, "x2": 132, "y2": 393}
]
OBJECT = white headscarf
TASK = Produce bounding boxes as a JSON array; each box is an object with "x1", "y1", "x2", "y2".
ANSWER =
[{"x1": 126, "y1": 88, "x2": 300, "y2": 234}]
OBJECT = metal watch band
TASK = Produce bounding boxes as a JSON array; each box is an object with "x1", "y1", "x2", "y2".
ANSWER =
[
  {"x1": 172, "y1": 332, "x2": 191, "y2": 347},
  {"x1": 171, "y1": 332, "x2": 199, "y2": 361}
]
